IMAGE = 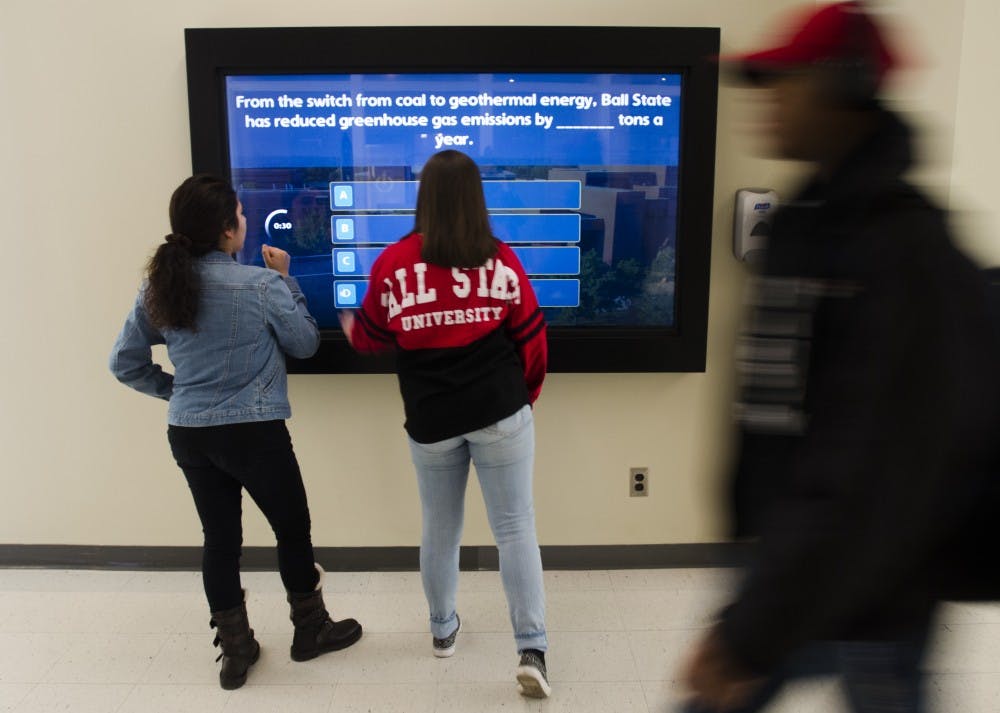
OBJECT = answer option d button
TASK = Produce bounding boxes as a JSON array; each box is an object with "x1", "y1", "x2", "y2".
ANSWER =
[
  {"x1": 333, "y1": 280, "x2": 369, "y2": 308},
  {"x1": 335, "y1": 283, "x2": 358, "y2": 307}
]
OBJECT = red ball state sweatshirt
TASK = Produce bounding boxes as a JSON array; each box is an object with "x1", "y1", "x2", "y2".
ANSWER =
[{"x1": 348, "y1": 232, "x2": 547, "y2": 443}]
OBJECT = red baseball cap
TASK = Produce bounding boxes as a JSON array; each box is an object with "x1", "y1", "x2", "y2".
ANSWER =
[{"x1": 729, "y1": 1, "x2": 897, "y2": 86}]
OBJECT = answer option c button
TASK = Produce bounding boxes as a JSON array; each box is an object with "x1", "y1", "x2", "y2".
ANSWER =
[
  {"x1": 332, "y1": 247, "x2": 382, "y2": 277},
  {"x1": 337, "y1": 251, "x2": 357, "y2": 273}
]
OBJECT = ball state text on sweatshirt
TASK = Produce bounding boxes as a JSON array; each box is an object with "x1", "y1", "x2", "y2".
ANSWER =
[{"x1": 348, "y1": 233, "x2": 547, "y2": 443}]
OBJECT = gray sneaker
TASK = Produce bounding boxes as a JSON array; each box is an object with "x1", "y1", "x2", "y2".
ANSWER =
[
  {"x1": 516, "y1": 650, "x2": 551, "y2": 698},
  {"x1": 432, "y1": 615, "x2": 460, "y2": 658}
]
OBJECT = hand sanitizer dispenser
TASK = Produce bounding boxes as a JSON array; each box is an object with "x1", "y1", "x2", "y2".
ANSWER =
[{"x1": 734, "y1": 188, "x2": 778, "y2": 263}]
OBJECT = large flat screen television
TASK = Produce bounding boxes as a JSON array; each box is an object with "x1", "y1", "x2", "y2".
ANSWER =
[{"x1": 185, "y1": 26, "x2": 719, "y2": 372}]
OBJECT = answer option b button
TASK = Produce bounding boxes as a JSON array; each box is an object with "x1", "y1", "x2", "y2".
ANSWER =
[{"x1": 335, "y1": 218, "x2": 355, "y2": 241}]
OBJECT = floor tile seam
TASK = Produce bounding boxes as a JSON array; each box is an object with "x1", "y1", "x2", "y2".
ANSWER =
[
  {"x1": 619, "y1": 626, "x2": 717, "y2": 633},
  {"x1": 935, "y1": 621, "x2": 1000, "y2": 631},
  {"x1": 588, "y1": 588, "x2": 631, "y2": 630},
  {"x1": 31, "y1": 632, "x2": 77, "y2": 686},
  {"x1": 126, "y1": 682, "x2": 235, "y2": 687},
  {"x1": 109, "y1": 682, "x2": 137, "y2": 713},
  {"x1": 427, "y1": 678, "x2": 448, "y2": 713},
  {"x1": 20, "y1": 682, "x2": 139, "y2": 688},
  {"x1": 926, "y1": 671, "x2": 1000, "y2": 678},
  {"x1": 636, "y1": 676, "x2": 659, "y2": 712},
  {"x1": 924, "y1": 667, "x2": 1000, "y2": 674},
  {"x1": 433, "y1": 676, "x2": 645, "y2": 682},
  {"x1": 129, "y1": 632, "x2": 175, "y2": 687},
  {"x1": 623, "y1": 624, "x2": 715, "y2": 634},
  {"x1": 1, "y1": 591, "x2": 133, "y2": 634},
  {"x1": 18, "y1": 679, "x2": 138, "y2": 713},
  {"x1": 2, "y1": 682, "x2": 37, "y2": 712},
  {"x1": 276, "y1": 627, "x2": 639, "y2": 634},
  {"x1": 618, "y1": 613, "x2": 650, "y2": 694},
  {"x1": 0, "y1": 650, "x2": 56, "y2": 686},
  {"x1": 0, "y1": 576, "x2": 140, "y2": 596},
  {"x1": 322, "y1": 680, "x2": 337, "y2": 713}
]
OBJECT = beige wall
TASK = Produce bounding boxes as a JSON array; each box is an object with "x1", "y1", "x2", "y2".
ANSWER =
[
  {"x1": 0, "y1": 0, "x2": 982, "y2": 550},
  {"x1": 949, "y1": 0, "x2": 1000, "y2": 266}
]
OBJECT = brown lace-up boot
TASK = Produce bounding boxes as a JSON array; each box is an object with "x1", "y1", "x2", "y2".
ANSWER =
[
  {"x1": 209, "y1": 590, "x2": 260, "y2": 690},
  {"x1": 287, "y1": 564, "x2": 362, "y2": 661}
]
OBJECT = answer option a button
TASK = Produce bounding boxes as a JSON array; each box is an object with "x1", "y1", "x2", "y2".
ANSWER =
[{"x1": 333, "y1": 185, "x2": 354, "y2": 208}]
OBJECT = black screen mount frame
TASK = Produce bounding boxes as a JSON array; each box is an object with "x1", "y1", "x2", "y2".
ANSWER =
[{"x1": 185, "y1": 25, "x2": 719, "y2": 373}]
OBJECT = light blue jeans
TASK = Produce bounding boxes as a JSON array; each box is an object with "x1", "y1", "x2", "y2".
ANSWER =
[{"x1": 408, "y1": 404, "x2": 548, "y2": 653}]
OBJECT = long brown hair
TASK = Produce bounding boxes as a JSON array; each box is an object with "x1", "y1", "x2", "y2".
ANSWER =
[
  {"x1": 144, "y1": 175, "x2": 238, "y2": 330},
  {"x1": 415, "y1": 150, "x2": 497, "y2": 268}
]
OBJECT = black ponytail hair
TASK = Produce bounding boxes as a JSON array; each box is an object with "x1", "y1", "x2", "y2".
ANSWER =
[{"x1": 144, "y1": 175, "x2": 238, "y2": 330}]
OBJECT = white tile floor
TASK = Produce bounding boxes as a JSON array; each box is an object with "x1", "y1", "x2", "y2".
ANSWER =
[{"x1": 0, "y1": 567, "x2": 997, "y2": 712}]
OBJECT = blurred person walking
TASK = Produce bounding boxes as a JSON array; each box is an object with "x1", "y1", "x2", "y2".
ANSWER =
[{"x1": 680, "y1": 3, "x2": 1000, "y2": 711}]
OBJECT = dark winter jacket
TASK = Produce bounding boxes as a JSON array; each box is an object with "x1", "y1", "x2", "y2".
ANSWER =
[{"x1": 722, "y1": 109, "x2": 1000, "y2": 674}]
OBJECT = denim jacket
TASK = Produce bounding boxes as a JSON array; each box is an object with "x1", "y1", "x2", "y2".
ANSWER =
[{"x1": 109, "y1": 251, "x2": 320, "y2": 426}]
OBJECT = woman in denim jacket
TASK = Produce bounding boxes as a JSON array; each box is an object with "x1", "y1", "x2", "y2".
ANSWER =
[{"x1": 110, "y1": 175, "x2": 361, "y2": 689}]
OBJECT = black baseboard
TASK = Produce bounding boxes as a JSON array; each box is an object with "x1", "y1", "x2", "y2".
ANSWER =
[{"x1": 0, "y1": 543, "x2": 749, "y2": 571}]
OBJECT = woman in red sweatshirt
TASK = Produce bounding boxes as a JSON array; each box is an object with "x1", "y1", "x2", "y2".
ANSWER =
[{"x1": 340, "y1": 149, "x2": 550, "y2": 698}]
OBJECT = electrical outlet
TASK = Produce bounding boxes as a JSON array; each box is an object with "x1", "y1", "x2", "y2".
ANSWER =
[{"x1": 630, "y1": 467, "x2": 649, "y2": 497}]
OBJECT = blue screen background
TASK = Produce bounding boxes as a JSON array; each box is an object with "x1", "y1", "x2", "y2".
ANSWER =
[{"x1": 224, "y1": 72, "x2": 683, "y2": 330}]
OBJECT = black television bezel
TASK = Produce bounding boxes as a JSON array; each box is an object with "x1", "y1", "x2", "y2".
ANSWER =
[{"x1": 185, "y1": 25, "x2": 719, "y2": 373}]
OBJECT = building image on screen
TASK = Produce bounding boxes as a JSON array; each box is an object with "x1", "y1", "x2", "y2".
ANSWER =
[{"x1": 224, "y1": 73, "x2": 682, "y2": 331}]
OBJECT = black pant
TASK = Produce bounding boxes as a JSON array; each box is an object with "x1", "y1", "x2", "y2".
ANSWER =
[{"x1": 168, "y1": 420, "x2": 318, "y2": 611}]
